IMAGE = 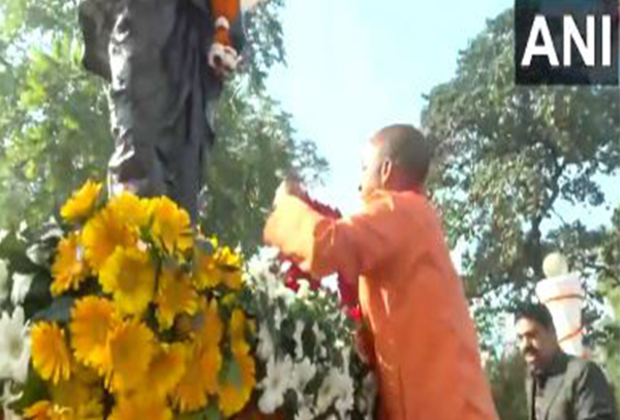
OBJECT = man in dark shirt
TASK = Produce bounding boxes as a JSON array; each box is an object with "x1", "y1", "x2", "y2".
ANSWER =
[{"x1": 515, "y1": 303, "x2": 617, "y2": 420}]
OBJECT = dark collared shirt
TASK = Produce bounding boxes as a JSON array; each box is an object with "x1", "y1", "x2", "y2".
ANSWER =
[{"x1": 527, "y1": 352, "x2": 617, "y2": 420}]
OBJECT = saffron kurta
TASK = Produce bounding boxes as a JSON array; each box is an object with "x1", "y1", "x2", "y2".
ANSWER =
[{"x1": 264, "y1": 189, "x2": 499, "y2": 420}]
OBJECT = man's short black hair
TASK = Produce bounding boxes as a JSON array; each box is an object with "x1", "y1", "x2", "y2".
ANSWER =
[{"x1": 514, "y1": 302, "x2": 556, "y2": 332}]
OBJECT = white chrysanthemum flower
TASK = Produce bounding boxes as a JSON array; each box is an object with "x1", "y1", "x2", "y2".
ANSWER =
[
  {"x1": 258, "y1": 356, "x2": 294, "y2": 414},
  {"x1": 357, "y1": 372, "x2": 378, "y2": 415},
  {"x1": 247, "y1": 247, "x2": 280, "y2": 279},
  {"x1": 2, "y1": 381, "x2": 23, "y2": 420},
  {"x1": 0, "y1": 259, "x2": 8, "y2": 303},
  {"x1": 294, "y1": 405, "x2": 314, "y2": 420},
  {"x1": 275, "y1": 285, "x2": 296, "y2": 306},
  {"x1": 315, "y1": 370, "x2": 338, "y2": 414},
  {"x1": 313, "y1": 323, "x2": 326, "y2": 345},
  {"x1": 263, "y1": 273, "x2": 282, "y2": 301},
  {"x1": 293, "y1": 320, "x2": 305, "y2": 359},
  {"x1": 10, "y1": 273, "x2": 33, "y2": 305},
  {"x1": 333, "y1": 367, "x2": 355, "y2": 417},
  {"x1": 316, "y1": 368, "x2": 354, "y2": 416},
  {"x1": 296, "y1": 280, "x2": 311, "y2": 299},
  {"x1": 257, "y1": 322, "x2": 275, "y2": 361},
  {"x1": 340, "y1": 346, "x2": 352, "y2": 375},
  {"x1": 292, "y1": 358, "x2": 317, "y2": 391},
  {"x1": 313, "y1": 323, "x2": 327, "y2": 357},
  {"x1": 273, "y1": 307, "x2": 284, "y2": 330},
  {"x1": 0, "y1": 306, "x2": 30, "y2": 383}
]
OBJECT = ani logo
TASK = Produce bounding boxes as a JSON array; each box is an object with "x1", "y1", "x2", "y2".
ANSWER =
[{"x1": 515, "y1": 0, "x2": 619, "y2": 85}]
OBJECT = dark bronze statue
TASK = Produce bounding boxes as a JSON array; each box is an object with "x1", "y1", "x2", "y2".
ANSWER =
[{"x1": 78, "y1": 0, "x2": 245, "y2": 220}]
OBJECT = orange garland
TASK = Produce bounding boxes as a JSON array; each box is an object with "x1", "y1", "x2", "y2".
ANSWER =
[
  {"x1": 541, "y1": 292, "x2": 585, "y2": 348},
  {"x1": 542, "y1": 293, "x2": 584, "y2": 305},
  {"x1": 210, "y1": 0, "x2": 241, "y2": 46}
]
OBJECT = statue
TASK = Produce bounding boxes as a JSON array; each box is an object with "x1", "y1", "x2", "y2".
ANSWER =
[{"x1": 78, "y1": 0, "x2": 247, "y2": 220}]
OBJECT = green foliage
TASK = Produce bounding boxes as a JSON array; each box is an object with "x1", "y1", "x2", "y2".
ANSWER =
[
  {"x1": 594, "y1": 205, "x2": 620, "y2": 408},
  {"x1": 421, "y1": 9, "x2": 620, "y2": 348},
  {"x1": 0, "y1": 0, "x2": 327, "y2": 256},
  {"x1": 486, "y1": 352, "x2": 528, "y2": 420},
  {"x1": 8, "y1": 368, "x2": 48, "y2": 413}
]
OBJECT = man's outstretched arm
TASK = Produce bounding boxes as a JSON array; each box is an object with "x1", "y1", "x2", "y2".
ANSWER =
[{"x1": 263, "y1": 190, "x2": 409, "y2": 283}]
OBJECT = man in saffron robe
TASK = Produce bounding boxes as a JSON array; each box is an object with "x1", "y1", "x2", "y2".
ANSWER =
[{"x1": 263, "y1": 124, "x2": 500, "y2": 420}]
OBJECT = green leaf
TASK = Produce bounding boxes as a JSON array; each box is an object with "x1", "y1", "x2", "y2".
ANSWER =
[
  {"x1": 177, "y1": 412, "x2": 206, "y2": 420},
  {"x1": 204, "y1": 402, "x2": 223, "y2": 420},
  {"x1": 195, "y1": 237, "x2": 215, "y2": 255},
  {"x1": 221, "y1": 355, "x2": 243, "y2": 390},
  {"x1": 0, "y1": 230, "x2": 39, "y2": 274},
  {"x1": 31, "y1": 295, "x2": 74, "y2": 323}
]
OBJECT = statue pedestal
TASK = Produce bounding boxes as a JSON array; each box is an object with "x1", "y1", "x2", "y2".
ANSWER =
[{"x1": 536, "y1": 273, "x2": 585, "y2": 356}]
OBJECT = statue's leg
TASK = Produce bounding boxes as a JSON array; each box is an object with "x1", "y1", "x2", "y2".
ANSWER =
[
  {"x1": 107, "y1": 0, "x2": 167, "y2": 199},
  {"x1": 159, "y1": 0, "x2": 219, "y2": 221},
  {"x1": 106, "y1": 0, "x2": 217, "y2": 220}
]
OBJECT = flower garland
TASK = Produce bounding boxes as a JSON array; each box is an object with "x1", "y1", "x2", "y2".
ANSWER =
[{"x1": 279, "y1": 192, "x2": 360, "y2": 319}]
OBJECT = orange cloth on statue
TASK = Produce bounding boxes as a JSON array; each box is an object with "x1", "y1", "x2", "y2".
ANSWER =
[
  {"x1": 210, "y1": 0, "x2": 241, "y2": 45},
  {"x1": 264, "y1": 190, "x2": 499, "y2": 420}
]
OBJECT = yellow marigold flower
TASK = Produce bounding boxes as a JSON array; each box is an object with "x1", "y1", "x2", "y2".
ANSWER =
[
  {"x1": 173, "y1": 314, "x2": 194, "y2": 340},
  {"x1": 193, "y1": 250, "x2": 221, "y2": 290},
  {"x1": 24, "y1": 401, "x2": 70, "y2": 420},
  {"x1": 174, "y1": 343, "x2": 222, "y2": 412},
  {"x1": 109, "y1": 394, "x2": 172, "y2": 420},
  {"x1": 50, "y1": 374, "x2": 104, "y2": 420},
  {"x1": 229, "y1": 309, "x2": 247, "y2": 342},
  {"x1": 106, "y1": 320, "x2": 154, "y2": 393},
  {"x1": 31, "y1": 322, "x2": 72, "y2": 384},
  {"x1": 70, "y1": 297, "x2": 120, "y2": 371},
  {"x1": 72, "y1": 400, "x2": 103, "y2": 420},
  {"x1": 196, "y1": 298, "x2": 223, "y2": 348},
  {"x1": 144, "y1": 343, "x2": 187, "y2": 398},
  {"x1": 82, "y1": 207, "x2": 137, "y2": 272},
  {"x1": 60, "y1": 180, "x2": 102, "y2": 223},
  {"x1": 216, "y1": 247, "x2": 243, "y2": 290},
  {"x1": 229, "y1": 309, "x2": 250, "y2": 355},
  {"x1": 149, "y1": 197, "x2": 193, "y2": 254},
  {"x1": 156, "y1": 267, "x2": 199, "y2": 330},
  {"x1": 106, "y1": 192, "x2": 150, "y2": 230},
  {"x1": 51, "y1": 232, "x2": 89, "y2": 296},
  {"x1": 99, "y1": 247, "x2": 155, "y2": 316},
  {"x1": 218, "y1": 351, "x2": 256, "y2": 417},
  {"x1": 24, "y1": 401, "x2": 51, "y2": 420}
]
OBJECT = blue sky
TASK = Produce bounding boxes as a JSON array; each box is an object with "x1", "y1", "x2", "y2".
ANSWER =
[{"x1": 265, "y1": 0, "x2": 619, "y2": 229}]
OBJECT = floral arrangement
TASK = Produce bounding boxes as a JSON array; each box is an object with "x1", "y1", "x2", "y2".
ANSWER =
[
  {"x1": 245, "y1": 251, "x2": 376, "y2": 420},
  {"x1": 0, "y1": 181, "x2": 376, "y2": 420}
]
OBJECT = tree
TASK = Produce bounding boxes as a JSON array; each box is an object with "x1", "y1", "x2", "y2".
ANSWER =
[
  {"x1": 0, "y1": 0, "x2": 327, "y2": 255},
  {"x1": 593, "y1": 205, "x2": 620, "y2": 407},
  {"x1": 421, "y1": 9, "x2": 620, "y2": 350},
  {"x1": 486, "y1": 351, "x2": 528, "y2": 420}
]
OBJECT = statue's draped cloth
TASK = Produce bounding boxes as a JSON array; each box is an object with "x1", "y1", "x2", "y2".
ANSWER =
[{"x1": 79, "y1": 0, "x2": 225, "y2": 220}]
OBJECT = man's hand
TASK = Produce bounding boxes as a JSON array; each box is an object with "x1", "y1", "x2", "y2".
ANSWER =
[{"x1": 273, "y1": 178, "x2": 306, "y2": 207}]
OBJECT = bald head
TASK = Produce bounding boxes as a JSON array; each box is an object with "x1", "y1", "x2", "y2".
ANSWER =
[{"x1": 372, "y1": 124, "x2": 431, "y2": 186}]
